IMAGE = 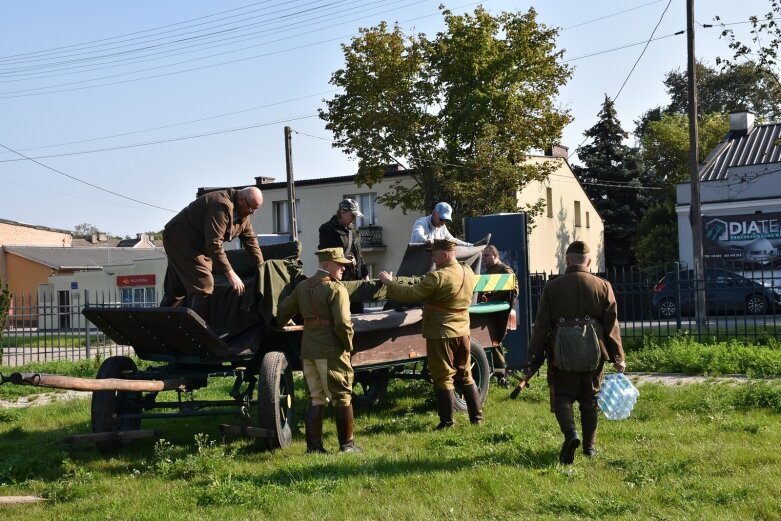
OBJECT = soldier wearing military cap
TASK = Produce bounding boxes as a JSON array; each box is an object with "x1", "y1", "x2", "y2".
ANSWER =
[
  {"x1": 524, "y1": 240, "x2": 626, "y2": 464},
  {"x1": 276, "y1": 247, "x2": 362, "y2": 453},
  {"x1": 378, "y1": 239, "x2": 483, "y2": 429}
]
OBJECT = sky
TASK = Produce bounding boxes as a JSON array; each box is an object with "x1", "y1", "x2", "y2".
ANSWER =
[{"x1": 0, "y1": 0, "x2": 772, "y2": 238}]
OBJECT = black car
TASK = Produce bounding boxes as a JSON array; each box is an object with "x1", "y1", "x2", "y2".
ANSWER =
[{"x1": 651, "y1": 268, "x2": 781, "y2": 318}]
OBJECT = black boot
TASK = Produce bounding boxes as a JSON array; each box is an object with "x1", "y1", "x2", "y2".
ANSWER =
[
  {"x1": 335, "y1": 404, "x2": 362, "y2": 453},
  {"x1": 554, "y1": 395, "x2": 580, "y2": 464},
  {"x1": 462, "y1": 384, "x2": 483, "y2": 425},
  {"x1": 185, "y1": 294, "x2": 210, "y2": 323},
  {"x1": 434, "y1": 388, "x2": 455, "y2": 430},
  {"x1": 305, "y1": 405, "x2": 327, "y2": 454},
  {"x1": 581, "y1": 398, "x2": 599, "y2": 457},
  {"x1": 559, "y1": 432, "x2": 581, "y2": 465}
]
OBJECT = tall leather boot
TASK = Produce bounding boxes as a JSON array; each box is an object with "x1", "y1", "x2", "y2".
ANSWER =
[
  {"x1": 335, "y1": 404, "x2": 362, "y2": 453},
  {"x1": 185, "y1": 294, "x2": 210, "y2": 323},
  {"x1": 305, "y1": 405, "x2": 327, "y2": 454},
  {"x1": 581, "y1": 398, "x2": 599, "y2": 457},
  {"x1": 462, "y1": 383, "x2": 483, "y2": 425},
  {"x1": 159, "y1": 293, "x2": 182, "y2": 307},
  {"x1": 554, "y1": 396, "x2": 580, "y2": 465},
  {"x1": 434, "y1": 388, "x2": 455, "y2": 430}
]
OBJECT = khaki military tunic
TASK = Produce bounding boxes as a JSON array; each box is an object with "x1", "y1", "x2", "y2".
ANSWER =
[
  {"x1": 384, "y1": 260, "x2": 476, "y2": 389},
  {"x1": 528, "y1": 265, "x2": 625, "y2": 397},
  {"x1": 163, "y1": 189, "x2": 263, "y2": 296},
  {"x1": 277, "y1": 270, "x2": 354, "y2": 405}
]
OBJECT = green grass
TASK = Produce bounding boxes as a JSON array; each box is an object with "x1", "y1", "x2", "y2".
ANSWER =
[{"x1": 1, "y1": 372, "x2": 781, "y2": 520}]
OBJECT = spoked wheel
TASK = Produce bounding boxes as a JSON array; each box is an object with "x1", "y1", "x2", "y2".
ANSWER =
[
  {"x1": 453, "y1": 341, "x2": 490, "y2": 412},
  {"x1": 352, "y1": 368, "x2": 390, "y2": 407},
  {"x1": 256, "y1": 351, "x2": 295, "y2": 451},
  {"x1": 91, "y1": 356, "x2": 142, "y2": 453}
]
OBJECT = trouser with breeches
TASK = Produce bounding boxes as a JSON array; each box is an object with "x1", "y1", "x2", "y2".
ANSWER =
[
  {"x1": 553, "y1": 393, "x2": 598, "y2": 448},
  {"x1": 302, "y1": 353, "x2": 353, "y2": 407},
  {"x1": 427, "y1": 336, "x2": 475, "y2": 391}
]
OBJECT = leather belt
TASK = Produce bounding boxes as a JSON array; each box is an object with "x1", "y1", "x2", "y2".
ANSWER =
[
  {"x1": 557, "y1": 317, "x2": 597, "y2": 327},
  {"x1": 303, "y1": 317, "x2": 332, "y2": 326}
]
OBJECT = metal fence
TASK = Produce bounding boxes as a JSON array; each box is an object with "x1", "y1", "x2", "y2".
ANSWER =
[
  {"x1": 3, "y1": 262, "x2": 780, "y2": 367},
  {"x1": 530, "y1": 260, "x2": 781, "y2": 345},
  {"x1": 1, "y1": 290, "x2": 140, "y2": 367}
]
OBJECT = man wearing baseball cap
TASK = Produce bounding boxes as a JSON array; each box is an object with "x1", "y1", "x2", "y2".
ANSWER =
[
  {"x1": 410, "y1": 201, "x2": 472, "y2": 246},
  {"x1": 276, "y1": 247, "x2": 362, "y2": 454},
  {"x1": 319, "y1": 198, "x2": 369, "y2": 285}
]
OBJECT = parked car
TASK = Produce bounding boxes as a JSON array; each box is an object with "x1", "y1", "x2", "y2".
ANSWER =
[{"x1": 651, "y1": 268, "x2": 781, "y2": 318}]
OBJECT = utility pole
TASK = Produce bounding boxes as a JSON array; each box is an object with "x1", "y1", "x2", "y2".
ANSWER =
[
  {"x1": 284, "y1": 126, "x2": 299, "y2": 242},
  {"x1": 687, "y1": 0, "x2": 707, "y2": 327}
]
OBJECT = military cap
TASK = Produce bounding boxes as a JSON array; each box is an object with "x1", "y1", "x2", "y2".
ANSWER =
[
  {"x1": 429, "y1": 239, "x2": 457, "y2": 251},
  {"x1": 566, "y1": 240, "x2": 590, "y2": 254},
  {"x1": 315, "y1": 247, "x2": 353, "y2": 264}
]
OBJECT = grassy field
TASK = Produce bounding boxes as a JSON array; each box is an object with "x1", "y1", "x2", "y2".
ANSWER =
[{"x1": 1, "y1": 369, "x2": 781, "y2": 520}]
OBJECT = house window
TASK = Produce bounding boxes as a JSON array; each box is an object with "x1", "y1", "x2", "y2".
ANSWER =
[
  {"x1": 273, "y1": 200, "x2": 300, "y2": 234},
  {"x1": 121, "y1": 287, "x2": 156, "y2": 307},
  {"x1": 344, "y1": 193, "x2": 377, "y2": 228},
  {"x1": 574, "y1": 200, "x2": 582, "y2": 227},
  {"x1": 546, "y1": 187, "x2": 553, "y2": 218},
  {"x1": 586, "y1": 211, "x2": 590, "y2": 229}
]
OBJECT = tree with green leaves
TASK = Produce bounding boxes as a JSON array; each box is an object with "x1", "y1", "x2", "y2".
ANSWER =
[
  {"x1": 717, "y1": 1, "x2": 781, "y2": 95},
  {"x1": 574, "y1": 96, "x2": 651, "y2": 267},
  {"x1": 633, "y1": 202, "x2": 679, "y2": 268},
  {"x1": 73, "y1": 222, "x2": 100, "y2": 239},
  {"x1": 320, "y1": 7, "x2": 572, "y2": 233}
]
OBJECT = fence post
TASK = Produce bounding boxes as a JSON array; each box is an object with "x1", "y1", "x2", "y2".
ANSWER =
[
  {"x1": 84, "y1": 289, "x2": 91, "y2": 359},
  {"x1": 674, "y1": 262, "x2": 682, "y2": 330}
]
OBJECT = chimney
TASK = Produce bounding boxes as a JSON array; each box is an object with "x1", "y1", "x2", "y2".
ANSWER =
[
  {"x1": 255, "y1": 176, "x2": 276, "y2": 185},
  {"x1": 729, "y1": 110, "x2": 755, "y2": 135},
  {"x1": 385, "y1": 163, "x2": 405, "y2": 173},
  {"x1": 544, "y1": 144, "x2": 569, "y2": 159},
  {"x1": 90, "y1": 234, "x2": 98, "y2": 244}
]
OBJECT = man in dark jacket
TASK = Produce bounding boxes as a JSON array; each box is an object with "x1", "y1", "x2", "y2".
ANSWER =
[
  {"x1": 160, "y1": 187, "x2": 264, "y2": 321},
  {"x1": 318, "y1": 198, "x2": 368, "y2": 281},
  {"x1": 479, "y1": 245, "x2": 519, "y2": 388},
  {"x1": 526, "y1": 241, "x2": 626, "y2": 464}
]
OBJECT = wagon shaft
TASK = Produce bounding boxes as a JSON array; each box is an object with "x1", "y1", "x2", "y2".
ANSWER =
[{"x1": 8, "y1": 372, "x2": 195, "y2": 392}]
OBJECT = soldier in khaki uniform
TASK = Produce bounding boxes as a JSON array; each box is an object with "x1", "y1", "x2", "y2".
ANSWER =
[
  {"x1": 378, "y1": 239, "x2": 483, "y2": 429},
  {"x1": 276, "y1": 247, "x2": 361, "y2": 454},
  {"x1": 479, "y1": 245, "x2": 519, "y2": 387},
  {"x1": 526, "y1": 241, "x2": 626, "y2": 464},
  {"x1": 161, "y1": 187, "x2": 264, "y2": 321}
]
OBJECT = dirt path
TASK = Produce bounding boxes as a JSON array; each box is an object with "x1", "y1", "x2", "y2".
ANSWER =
[{"x1": 0, "y1": 390, "x2": 89, "y2": 409}]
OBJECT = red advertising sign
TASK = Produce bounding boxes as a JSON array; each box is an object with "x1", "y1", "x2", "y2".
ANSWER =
[{"x1": 116, "y1": 274, "x2": 156, "y2": 287}]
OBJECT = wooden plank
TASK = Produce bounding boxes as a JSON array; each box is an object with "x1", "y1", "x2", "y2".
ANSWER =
[
  {"x1": 0, "y1": 496, "x2": 47, "y2": 506},
  {"x1": 63, "y1": 429, "x2": 161, "y2": 444}
]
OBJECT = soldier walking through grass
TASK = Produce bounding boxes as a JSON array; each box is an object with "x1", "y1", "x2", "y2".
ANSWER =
[{"x1": 524, "y1": 241, "x2": 626, "y2": 464}]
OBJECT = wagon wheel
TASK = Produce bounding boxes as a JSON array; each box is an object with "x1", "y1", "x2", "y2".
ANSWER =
[
  {"x1": 352, "y1": 369, "x2": 390, "y2": 407},
  {"x1": 256, "y1": 351, "x2": 295, "y2": 451},
  {"x1": 91, "y1": 356, "x2": 142, "y2": 453},
  {"x1": 453, "y1": 341, "x2": 490, "y2": 412}
]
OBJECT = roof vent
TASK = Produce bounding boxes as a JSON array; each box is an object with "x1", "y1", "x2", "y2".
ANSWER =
[{"x1": 729, "y1": 111, "x2": 755, "y2": 135}]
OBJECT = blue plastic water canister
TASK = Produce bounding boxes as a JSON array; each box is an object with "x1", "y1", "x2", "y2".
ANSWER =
[{"x1": 597, "y1": 373, "x2": 639, "y2": 420}]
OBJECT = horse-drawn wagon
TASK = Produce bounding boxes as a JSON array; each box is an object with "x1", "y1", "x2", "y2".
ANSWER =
[{"x1": 0, "y1": 240, "x2": 515, "y2": 453}]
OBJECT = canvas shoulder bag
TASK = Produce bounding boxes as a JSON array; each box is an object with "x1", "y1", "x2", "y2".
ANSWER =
[{"x1": 553, "y1": 316, "x2": 601, "y2": 372}]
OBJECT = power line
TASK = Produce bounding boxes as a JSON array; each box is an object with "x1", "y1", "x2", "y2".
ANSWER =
[
  {"x1": 0, "y1": 0, "x2": 429, "y2": 98},
  {"x1": 0, "y1": 142, "x2": 176, "y2": 212},
  {"x1": 561, "y1": 0, "x2": 666, "y2": 31},
  {"x1": 0, "y1": 0, "x2": 376, "y2": 78},
  {"x1": 0, "y1": 115, "x2": 317, "y2": 162},
  {"x1": 0, "y1": 90, "x2": 335, "y2": 155}
]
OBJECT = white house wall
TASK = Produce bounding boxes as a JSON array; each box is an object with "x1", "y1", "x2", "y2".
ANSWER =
[
  {"x1": 251, "y1": 176, "x2": 421, "y2": 276},
  {"x1": 519, "y1": 157, "x2": 605, "y2": 273}
]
